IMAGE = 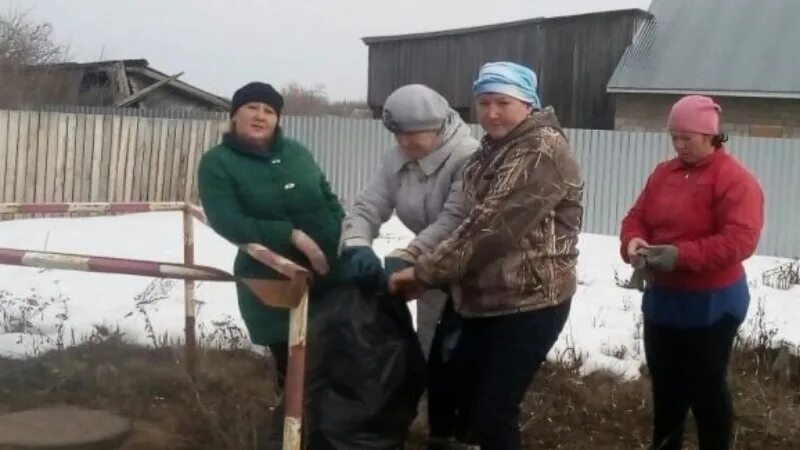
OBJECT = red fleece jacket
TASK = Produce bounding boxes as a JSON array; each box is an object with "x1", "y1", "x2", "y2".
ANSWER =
[{"x1": 620, "y1": 148, "x2": 764, "y2": 290}]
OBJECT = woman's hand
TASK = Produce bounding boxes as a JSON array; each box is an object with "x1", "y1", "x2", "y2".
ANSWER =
[
  {"x1": 627, "y1": 237, "x2": 649, "y2": 268},
  {"x1": 640, "y1": 244, "x2": 679, "y2": 272},
  {"x1": 291, "y1": 230, "x2": 329, "y2": 275},
  {"x1": 389, "y1": 267, "x2": 426, "y2": 299}
]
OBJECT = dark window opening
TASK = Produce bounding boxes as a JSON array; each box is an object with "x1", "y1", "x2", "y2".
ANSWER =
[{"x1": 79, "y1": 70, "x2": 111, "y2": 93}]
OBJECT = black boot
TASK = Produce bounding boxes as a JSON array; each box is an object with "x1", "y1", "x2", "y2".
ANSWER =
[
  {"x1": 264, "y1": 344, "x2": 288, "y2": 450},
  {"x1": 263, "y1": 399, "x2": 284, "y2": 450}
]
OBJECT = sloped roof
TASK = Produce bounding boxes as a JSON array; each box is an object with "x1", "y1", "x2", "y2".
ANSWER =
[
  {"x1": 27, "y1": 59, "x2": 230, "y2": 108},
  {"x1": 126, "y1": 64, "x2": 230, "y2": 109},
  {"x1": 363, "y1": 8, "x2": 650, "y2": 44},
  {"x1": 607, "y1": 0, "x2": 800, "y2": 99}
]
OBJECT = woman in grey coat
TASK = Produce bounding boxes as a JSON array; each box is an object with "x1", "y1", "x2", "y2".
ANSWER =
[{"x1": 340, "y1": 84, "x2": 479, "y2": 449}]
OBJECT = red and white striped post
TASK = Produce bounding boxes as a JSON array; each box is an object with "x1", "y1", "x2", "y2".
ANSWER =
[
  {"x1": 284, "y1": 290, "x2": 308, "y2": 450},
  {"x1": 183, "y1": 207, "x2": 198, "y2": 376}
]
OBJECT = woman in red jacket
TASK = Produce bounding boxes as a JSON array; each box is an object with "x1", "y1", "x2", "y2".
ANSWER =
[{"x1": 620, "y1": 95, "x2": 764, "y2": 450}]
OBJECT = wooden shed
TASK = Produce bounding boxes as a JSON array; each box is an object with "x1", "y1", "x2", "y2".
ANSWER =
[
  {"x1": 363, "y1": 9, "x2": 650, "y2": 129},
  {"x1": 0, "y1": 59, "x2": 230, "y2": 112}
]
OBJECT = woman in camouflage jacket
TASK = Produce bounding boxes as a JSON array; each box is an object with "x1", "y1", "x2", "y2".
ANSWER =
[{"x1": 390, "y1": 61, "x2": 584, "y2": 450}]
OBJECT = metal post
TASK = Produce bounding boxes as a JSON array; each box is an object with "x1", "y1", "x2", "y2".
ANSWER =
[
  {"x1": 183, "y1": 208, "x2": 197, "y2": 376},
  {"x1": 283, "y1": 290, "x2": 309, "y2": 450}
]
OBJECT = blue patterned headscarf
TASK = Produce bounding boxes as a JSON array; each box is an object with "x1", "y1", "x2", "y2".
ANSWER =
[{"x1": 472, "y1": 61, "x2": 541, "y2": 109}]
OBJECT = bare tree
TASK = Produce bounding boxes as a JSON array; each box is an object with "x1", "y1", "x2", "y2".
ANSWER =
[
  {"x1": 281, "y1": 82, "x2": 330, "y2": 116},
  {"x1": 0, "y1": 10, "x2": 68, "y2": 66},
  {"x1": 0, "y1": 10, "x2": 70, "y2": 108},
  {"x1": 280, "y1": 82, "x2": 368, "y2": 117}
]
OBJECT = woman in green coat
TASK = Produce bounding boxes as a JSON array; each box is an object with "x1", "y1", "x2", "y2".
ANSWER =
[
  {"x1": 199, "y1": 81, "x2": 344, "y2": 348},
  {"x1": 197, "y1": 83, "x2": 344, "y2": 442}
]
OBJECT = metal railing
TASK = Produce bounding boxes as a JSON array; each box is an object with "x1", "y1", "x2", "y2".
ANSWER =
[{"x1": 0, "y1": 201, "x2": 309, "y2": 450}]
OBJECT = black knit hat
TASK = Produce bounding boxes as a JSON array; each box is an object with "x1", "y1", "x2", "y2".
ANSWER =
[{"x1": 231, "y1": 82, "x2": 284, "y2": 117}]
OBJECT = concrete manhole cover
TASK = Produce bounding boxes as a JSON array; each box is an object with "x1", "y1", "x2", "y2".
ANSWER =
[{"x1": 0, "y1": 406, "x2": 131, "y2": 450}]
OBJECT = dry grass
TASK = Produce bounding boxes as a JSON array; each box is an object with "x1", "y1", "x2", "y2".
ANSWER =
[
  {"x1": 511, "y1": 349, "x2": 800, "y2": 450},
  {"x1": 0, "y1": 334, "x2": 279, "y2": 450},
  {"x1": 0, "y1": 334, "x2": 798, "y2": 450}
]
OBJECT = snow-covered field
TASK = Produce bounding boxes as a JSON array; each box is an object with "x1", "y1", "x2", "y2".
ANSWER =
[{"x1": 1, "y1": 212, "x2": 798, "y2": 380}]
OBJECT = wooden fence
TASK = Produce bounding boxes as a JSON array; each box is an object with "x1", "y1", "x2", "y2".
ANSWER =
[
  {"x1": 0, "y1": 107, "x2": 228, "y2": 211},
  {"x1": 2, "y1": 106, "x2": 800, "y2": 257}
]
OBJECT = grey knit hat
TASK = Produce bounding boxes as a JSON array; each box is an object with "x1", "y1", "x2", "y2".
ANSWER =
[{"x1": 381, "y1": 84, "x2": 450, "y2": 133}]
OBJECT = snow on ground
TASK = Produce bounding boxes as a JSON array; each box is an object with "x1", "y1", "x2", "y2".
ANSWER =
[{"x1": 0, "y1": 212, "x2": 798, "y2": 381}]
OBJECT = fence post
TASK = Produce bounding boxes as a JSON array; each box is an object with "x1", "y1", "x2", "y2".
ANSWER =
[
  {"x1": 283, "y1": 290, "x2": 309, "y2": 450},
  {"x1": 183, "y1": 207, "x2": 197, "y2": 376}
]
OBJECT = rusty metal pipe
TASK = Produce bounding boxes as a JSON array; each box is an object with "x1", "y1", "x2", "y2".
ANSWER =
[
  {"x1": 0, "y1": 202, "x2": 186, "y2": 215},
  {"x1": 0, "y1": 248, "x2": 233, "y2": 281}
]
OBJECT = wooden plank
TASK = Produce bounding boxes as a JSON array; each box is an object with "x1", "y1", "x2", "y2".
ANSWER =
[
  {"x1": 112, "y1": 62, "x2": 132, "y2": 99},
  {"x1": 115, "y1": 115, "x2": 133, "y2": 202},
  {"x1": 162, "y1": 117, "x2": 177, "y2": 201},
  {"x1": 81, "y1": 114, "x2": 94, "y2": 202},
  {"x1": 114, "y1": 71, "x2": 184, "y2": 107},
  {"x1": 217, "y1": 119, "x2": 228, "y2": 143},
  {"x1": 53, "y1": 113, "x2": 68, "y2": 203},
  {"x1": 183, "y1": 119, "x2": 200, "y2": 201},
  {"x1": 170, "y1": 117, "x2": 185, "y2": 201},
  {"x1": 201, "y1": 120, "x2": 214, "y2": 152},
  {"x1": 107, "y1": 115, "x2": 122, "y2": 201},
  {"x1": 0, "y1": 110, "x2": 9, "y2": 220},
  {"x1": 81, "y1": 113, "x2": 95, "y2": 202},
  {"x1": 177, "y1": 114, "x2": 193, "y2": 201},
  {"x1": 63, "y1": 114, "x2": 78, "y2": 202},
  {"x1": 34, "y1": 110, "x2": 49, "y2": 214},
  {"x1": 190, "y1": 120, "x2": 208, "y2": 202},
  {"x1": 153, "y1": 118, "x2": 167, "y2": 201},
  {"x1": 181, "y1": 115, "x2": 195, "y2": 200},
  {"x1": 72, "y1": 111, "x2": 86, "y2": 202},
  {"x1": 90, "y1": 113, "x2": 104, "y2": 201},
  {"x1": 140, "y1": 116, "x2": 155, "y2": 201},
  {"x1": 132, "y1": 116, "x2": 146, "y2": 201},
  {"x1": 164, "y1": 117, "x2": 176, "y2": 201},
  {"x1": 123, "y1": 115, "x2": 138, "y2": 201},
  {"x1": 4, "y1": 111, "x2": 20, "y2": 206},
  {"x1": 23, "y1": 111, "x2": 38, "y2": 207},
  {"x1": 138, "y1": 116, "x2": 155, "y2": 201},
  {"x1": 80, "y1": 111, "x2": 92, "y2": 203},
  {"x1": 143, "y1": 117, "x2": 156, "y2": 200},
  {"x1": 45, "y1": 111, "x2": 58, "y2": 205},
  {"x1": 8, "y1": 111, "x2": 24, "y2": 220},
  {"x1": 0, "y1": 110, "x2": 8, "y2": 207},
  {"x1": 148, "y1": 118, "x2": 163, "y2": 201},
  {"x1": 99, "y1": 114, "x2": 113, "y2": 202},
  {"x1": 196, "y1": 119, "x2": 216, "y2": 201}
]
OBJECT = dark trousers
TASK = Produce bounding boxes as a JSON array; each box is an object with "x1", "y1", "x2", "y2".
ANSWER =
[
  {"x1": 427, "y1": 299, "x2": 464, "y2": 439},
  {"x1": 644, "y1": 316, "x2": 739, "y2": 450},
  {"x1": 268, "y1": 343, "x2": 289, "y2": 385},
  {"x1": 452, "y1": 301, "x2": 571, "y2": 450},
  {"x1": 266, "y1": 343, "x2": 289, "y2": 442}
]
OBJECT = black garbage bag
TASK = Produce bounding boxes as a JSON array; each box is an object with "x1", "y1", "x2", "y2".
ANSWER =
[{"x1": 306, "y1": 283, "x2": 427, "y2": 450}]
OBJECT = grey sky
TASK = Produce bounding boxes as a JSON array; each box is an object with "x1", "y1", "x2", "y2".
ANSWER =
[{"x1": 2, "y1": 0, "x2": 651, "y2": 101}]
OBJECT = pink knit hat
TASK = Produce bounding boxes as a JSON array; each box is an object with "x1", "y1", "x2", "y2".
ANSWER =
[{"x1": 667, "y1": 95, "x2": 722, "y2": 135}]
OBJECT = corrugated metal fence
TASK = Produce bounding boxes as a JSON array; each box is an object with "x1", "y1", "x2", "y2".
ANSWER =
[{"x1": 1, "y1": 107, "x2": 798, "y2": 257}]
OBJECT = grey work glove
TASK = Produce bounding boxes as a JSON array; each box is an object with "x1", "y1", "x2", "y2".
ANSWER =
[
  {"x1": 629, "y1": 267, "x2": 651, "y2": 292},
  {"x1": 640, "y1": 245, "x2": 679, "y2": 272}
]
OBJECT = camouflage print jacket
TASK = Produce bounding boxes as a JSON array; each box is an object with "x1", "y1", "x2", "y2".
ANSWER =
[{"x1": 415, "y1": 108, "x2": 584, "y2": 317}]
